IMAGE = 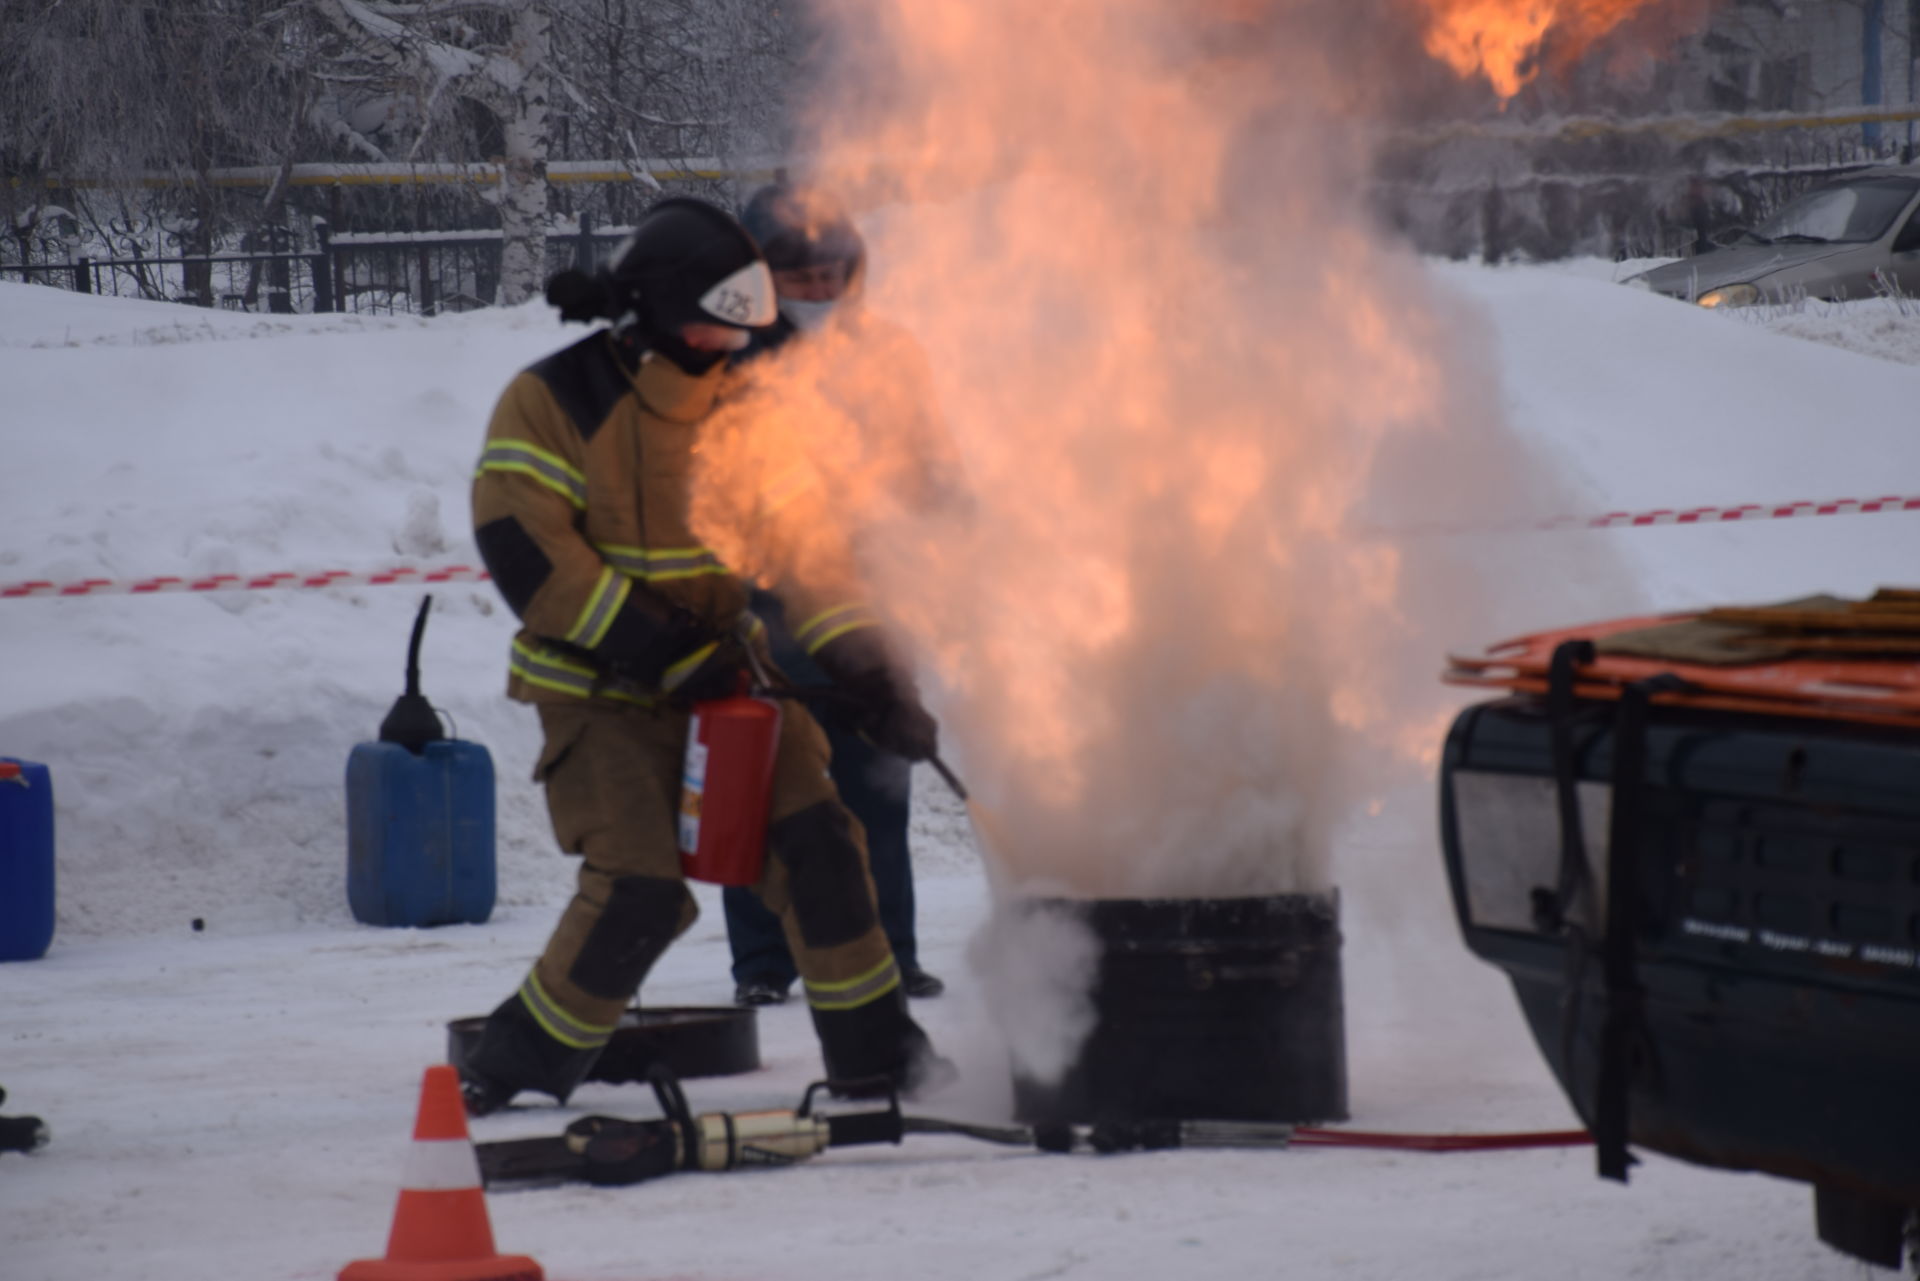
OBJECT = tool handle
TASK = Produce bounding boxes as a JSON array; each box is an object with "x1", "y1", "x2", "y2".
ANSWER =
[
  {"x1": 0, "y1": 1114, "x2": 49, "y2": 1154},
  {"x1": 826, "y1": 1109, "x2": 905, "y2": 1148}
]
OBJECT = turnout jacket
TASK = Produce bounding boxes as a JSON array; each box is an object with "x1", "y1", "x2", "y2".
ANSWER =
[{"x1": 472, "y1": 329, "x2": 876, "y2": 705}]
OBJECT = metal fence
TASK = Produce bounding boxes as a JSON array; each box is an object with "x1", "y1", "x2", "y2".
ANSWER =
[{"x1": 0, "y1": 218, "x2": 633, "y2": 315}]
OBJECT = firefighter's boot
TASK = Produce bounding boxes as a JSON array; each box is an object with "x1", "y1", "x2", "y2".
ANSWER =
[
  {"x1": 813, "y1": 985, "x2": 955, "y2": 1100},
  {"x1": 457, "y1": 990, "x2": 602, "y2": 1116}
]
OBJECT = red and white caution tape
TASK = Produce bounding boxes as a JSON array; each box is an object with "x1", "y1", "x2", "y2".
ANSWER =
[
  {"x1": 1532, "y1": 494, "x2": 1920, "y2": 531},
  {"x1": 4, "y1": 491, "x2": 1918, "y2": 600},
  {"x1": 0, "y1": 564, "x2": 490, "y2": 600},
  {"x1": 1382, "y1": 492, "x2": 1920, "y2": 537}
]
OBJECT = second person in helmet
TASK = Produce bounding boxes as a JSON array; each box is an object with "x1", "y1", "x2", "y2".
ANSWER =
[
  {"x1": 721, "y1": 181, "x2": 966, "y2": 1009},
  {"x1": 462, "y1": 196, "x2": 948, "y2": 1114}
]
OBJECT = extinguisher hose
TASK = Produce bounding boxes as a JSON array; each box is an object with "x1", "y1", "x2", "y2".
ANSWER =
[{"x1": 755, "y1": 681, "x2": 971, "y2": 802}]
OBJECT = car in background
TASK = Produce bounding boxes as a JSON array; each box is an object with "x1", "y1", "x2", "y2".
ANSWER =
[{"x1": 1626, "y1": 167, "x2": 1920, "y2": 307}]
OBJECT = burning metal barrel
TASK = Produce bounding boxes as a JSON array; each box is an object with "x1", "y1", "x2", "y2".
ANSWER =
[{"x1": 1013, "y1": 892, "x2": 1348, "y2": 1127}]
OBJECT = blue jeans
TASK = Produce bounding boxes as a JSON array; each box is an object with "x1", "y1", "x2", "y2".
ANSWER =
[{"x1": 726, "y1": 593, "x2": 920, "y2": 986}]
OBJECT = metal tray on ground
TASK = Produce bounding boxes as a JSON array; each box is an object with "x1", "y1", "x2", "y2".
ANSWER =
[{"x1": 447, "y1": 1005, "x2": 760, "y2": 1083}]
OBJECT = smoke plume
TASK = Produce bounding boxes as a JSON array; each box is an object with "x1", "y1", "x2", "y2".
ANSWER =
[{"x1": 695, "y1": 0, "x2": 1636, "y2": 905}]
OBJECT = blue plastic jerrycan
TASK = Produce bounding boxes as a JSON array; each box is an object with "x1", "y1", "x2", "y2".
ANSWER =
[
  {"x1": 345, "y1": 595, "x2": 496, "y2": 928},
  {"x1": 0, "y1": 758, "x2": 55, "y2": 961},
  {"x1": 346, "y1": 739, "x2": 495, "y2": 927}
]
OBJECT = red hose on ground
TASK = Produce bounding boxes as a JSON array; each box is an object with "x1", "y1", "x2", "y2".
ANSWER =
[{"x1": 1291, "y1": 1127, "x2": 1593, "y2": 1152}]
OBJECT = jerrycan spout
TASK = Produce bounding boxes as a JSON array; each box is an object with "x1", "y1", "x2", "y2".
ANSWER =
[{"x1": 378, "y1": 595, "x2": 446, "y2": 755}]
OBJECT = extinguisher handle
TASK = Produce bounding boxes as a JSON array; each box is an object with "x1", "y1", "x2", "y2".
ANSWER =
[
  {"x1": 734, "y1": 615, "x2": 779, "y2": 692},
  {"x1": 747, "y1": 680, "x2": 971, "y2": 802}
]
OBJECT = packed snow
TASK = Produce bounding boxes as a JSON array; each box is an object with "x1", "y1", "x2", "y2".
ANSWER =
[{"x1": 3, "y1": 259, "x2": 1918, "y2": 1281}]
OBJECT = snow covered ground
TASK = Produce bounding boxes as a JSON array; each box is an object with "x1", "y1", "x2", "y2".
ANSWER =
[{"x1": 3, "y1": 260, "x2": 1919, "y2": 1280}]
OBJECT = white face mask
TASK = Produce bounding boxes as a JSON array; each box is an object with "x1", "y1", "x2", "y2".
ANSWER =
[{"x1": 779, "y1": 297, "x2": 841, "y2": 333}]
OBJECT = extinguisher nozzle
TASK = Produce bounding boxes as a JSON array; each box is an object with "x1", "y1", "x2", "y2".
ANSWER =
[{"x1": 928, "y1": 755, "x2": 968, "y2": 802}]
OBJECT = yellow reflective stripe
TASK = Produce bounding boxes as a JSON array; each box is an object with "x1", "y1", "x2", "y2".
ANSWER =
[
  {"x1": 793, "y1": 603, "x2": 862, "y2": 645},
  {"x1": 476, "y1": 440, "x2": 587, "y2": 509},
  {"x1": 594, "y1": 542, "x2": 729, "y2": 582},
  {"x1": 509, "y1": 638, "x2": 650, "y2": 705},
  {"x1": 565, "y1": 566, "x2": 628, "y2": 649},
  {"x1": 645, "y1": 562, "x2": 730, "y2": 583},
  {"x1": 518, "y1": 971, "x2": 616, "y2": 1050},
  {"x1": 794, "y1": 602, "x2": 879, "y2": 655},
  {"x1": 804, "y1": 956, "x2": 902, "y2": 1012},
  {"x1": 661, "y1": 641, "x2": 717, "y2": 693},
  {"x1": 805, "y1": 617, "x2": 878, "y2": 655}
]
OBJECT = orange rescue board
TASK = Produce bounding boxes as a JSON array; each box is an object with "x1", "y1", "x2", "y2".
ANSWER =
[{"x1": 1444, "y1": 612, "x2": 1920, "y2": 730}]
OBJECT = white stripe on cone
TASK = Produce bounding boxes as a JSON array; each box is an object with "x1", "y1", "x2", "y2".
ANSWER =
[{"x1": 401, "y1": 1137, "x2": 484, "y2": 1191}]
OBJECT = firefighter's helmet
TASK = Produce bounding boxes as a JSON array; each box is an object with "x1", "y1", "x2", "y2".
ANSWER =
[
  {"x1": 740, "y1": 184, "x2": 865, "y2": 276},
  {"x1": 546, "y1": 198, "x2": 775, "y2": 342},
  {"x1": 608, "y1": 197, "x2": 776, "y2": 333}
]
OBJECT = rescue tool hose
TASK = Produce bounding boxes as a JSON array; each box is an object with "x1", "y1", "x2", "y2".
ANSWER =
[
  {"x1": 903, "y1": 1119, "x2": 1587, "y2": 1154},
  {"x1": 1290, "y1": 1127, "x2": 1593, "y2": 1152}
]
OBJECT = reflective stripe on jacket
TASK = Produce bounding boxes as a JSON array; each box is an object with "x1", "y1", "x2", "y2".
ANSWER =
[{"x1": 473, "y1": 330, "x2": 747, "y2": 705}]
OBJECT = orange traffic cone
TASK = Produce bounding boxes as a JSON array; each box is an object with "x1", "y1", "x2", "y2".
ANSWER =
[{"x1": 339, "y1": 1065, "x2": 544, "y2": 1281}]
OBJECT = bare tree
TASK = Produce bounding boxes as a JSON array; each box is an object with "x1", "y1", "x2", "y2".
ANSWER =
[
  {"x1": 0, "y1": 1, "x2": 323, "y2": 298},
  {"x1": 0, "y1": 0, "x2": 799, "y2": 305},
  {"x1": 298, "y1": 0, "x2": 795, "y2": 302},
  {"x1": 300, "y1": 0, "x2": 553, "y2": 303}
]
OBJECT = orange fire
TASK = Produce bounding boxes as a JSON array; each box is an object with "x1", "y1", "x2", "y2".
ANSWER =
[
  {"x1": 690, "y1": 0, "x2": 1614, "y2": 897},
  {"x1": 1414, "y1": 0, "x2": 1665, "y2": 99}
]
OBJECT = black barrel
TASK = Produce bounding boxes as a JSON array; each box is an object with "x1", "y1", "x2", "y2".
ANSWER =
[{"x1": 1013, "y1": 892, "x2": 1348, "y2": 1126}]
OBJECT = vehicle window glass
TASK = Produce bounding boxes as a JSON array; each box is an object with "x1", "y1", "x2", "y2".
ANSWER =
[{"x1": 1755, "y1": 179, "x2": 1920, "y2": 243}]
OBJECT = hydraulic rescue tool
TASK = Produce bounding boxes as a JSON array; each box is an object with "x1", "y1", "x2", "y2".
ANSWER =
[{"x1": 473, "y1": 1068, "x2": 1303, "y2": 1189}]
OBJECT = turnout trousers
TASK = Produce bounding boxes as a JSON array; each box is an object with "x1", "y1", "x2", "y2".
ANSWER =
[{"x1": 516, "y1": 696, "x2": 920, "y2": 1083}]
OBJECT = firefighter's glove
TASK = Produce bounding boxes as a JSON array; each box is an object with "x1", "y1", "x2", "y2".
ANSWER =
[
  {"x1": 814, "y1": 630, "x2": 940, "y2": 763},
  {"x1": 662, "y1": 635, "x2": 751, "y2": 706}
]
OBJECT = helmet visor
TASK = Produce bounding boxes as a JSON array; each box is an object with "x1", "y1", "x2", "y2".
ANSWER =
[{"x1": 698, "y1": 261, "x2": 777, "y2": 328}]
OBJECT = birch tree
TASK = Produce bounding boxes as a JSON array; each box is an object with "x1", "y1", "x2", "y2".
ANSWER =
[{"x1": 305, "y1": 0, "x2": 553, "y2": 304}]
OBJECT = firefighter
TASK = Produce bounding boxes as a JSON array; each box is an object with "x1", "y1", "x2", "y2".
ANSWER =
[
  {"x1": 721, "y1": 182, "x2": 962, "y2": 1008},
  {"x1": 460, "y1": 196, "x2": 947, "y2": 1114}
]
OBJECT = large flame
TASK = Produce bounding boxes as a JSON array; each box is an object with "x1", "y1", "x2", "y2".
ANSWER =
[
  {"x1": 692, "y1": 0, "x2": 1626, "y2": 899},
  {"x1": 1414, "y1": 0, "x2": 1666, "y2": 99}
]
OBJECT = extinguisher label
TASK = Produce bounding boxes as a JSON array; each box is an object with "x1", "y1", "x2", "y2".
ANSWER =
[{"x1": 678, "y1": 732, "x2": 709, "y2": 855}]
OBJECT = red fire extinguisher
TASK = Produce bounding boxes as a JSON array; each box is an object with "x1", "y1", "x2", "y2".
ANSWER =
[{"x1": 678, "y1": 672, "x2": 782, "y2": 887}]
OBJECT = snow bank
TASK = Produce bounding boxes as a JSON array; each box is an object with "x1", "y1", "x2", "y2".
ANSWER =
[{"x1": 2, "y1": 262, "x2": 1917, "y2": 1280}]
